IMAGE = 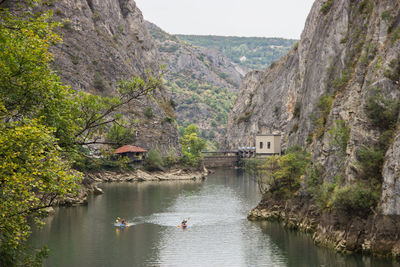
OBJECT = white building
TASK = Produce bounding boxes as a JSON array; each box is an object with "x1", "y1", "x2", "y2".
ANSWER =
[{"x1": 255, "y1": 134, "x2": 281, "y2": 155}]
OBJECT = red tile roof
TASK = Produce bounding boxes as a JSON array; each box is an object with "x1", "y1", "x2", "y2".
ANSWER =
[{"x1": 114, "y1": 145, "x2": 147, "y2": 154}]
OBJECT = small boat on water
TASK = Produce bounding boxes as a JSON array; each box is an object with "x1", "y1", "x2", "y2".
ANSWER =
[
  {"x1": 114, "y1": 222, "x2": 134, "y2": 228},
  {"x1": 178, "y1": 218, "x2": 189, "y2": 229},
  {"x1": 114, "y1": 218, "x2": 133, "y2": 228}
]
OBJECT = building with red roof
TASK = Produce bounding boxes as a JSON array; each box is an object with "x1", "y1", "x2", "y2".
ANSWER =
[{"x1": 114, "y1": 145, "x2": 148, "y2": 161}]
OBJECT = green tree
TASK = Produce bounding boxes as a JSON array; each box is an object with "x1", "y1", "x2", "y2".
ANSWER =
[
  {"x1": 0, "y1": 5, "x2": 79, "y2": 149},
  {"x1": 106, "y1": 124, "x2": 136, "y2": 148},
  {"x1": 255, "y1": 146, "x2": 310, "y2": 197},
  {"x1": 180, "y1": 124, "x2": 206, "y2": 167},
  {"x1": 0, "y1": 120, "x2": 81, "y2": 265},
  {"x1": 0, "y1": 3, "x2": 83, "y2": 264},
  {"x1": 181, "y1": 124, "x2": 206, "y2": 156},
  {"x1": 184, "y1": 123, "x2": 200, "y2": 136},
  {"x1": 0, "y1": 2, "x2": 163, "y2": 264},
  {"x1": 144, "y1": 148, "x2": 164, "y2": 171}
]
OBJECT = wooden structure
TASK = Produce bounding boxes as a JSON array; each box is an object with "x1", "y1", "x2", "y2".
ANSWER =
[{"x1": 114, "y1": 145, "x2": 147, "y2": 161}]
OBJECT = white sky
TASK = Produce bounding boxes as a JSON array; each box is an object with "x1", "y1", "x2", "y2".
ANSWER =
[{"x1": 135, "y1": 0, "x2": 316, "y2": 39}]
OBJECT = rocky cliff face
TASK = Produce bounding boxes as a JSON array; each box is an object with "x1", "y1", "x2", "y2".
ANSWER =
[
  {"x1": 226, "y1": 0, "x2": 400, "y2": 256},
  {"x1": 46, "y1": 0, "x2": 179, "y2": 153}
]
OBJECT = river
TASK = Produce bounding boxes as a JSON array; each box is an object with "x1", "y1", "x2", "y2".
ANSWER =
[{"x1": 30, "y1": 169, "x2": 400, "y2": 267}]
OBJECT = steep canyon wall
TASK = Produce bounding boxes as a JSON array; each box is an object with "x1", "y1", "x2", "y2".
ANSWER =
[{"x1": 227, "y1": 0, "x2": 400, "y2": 256}]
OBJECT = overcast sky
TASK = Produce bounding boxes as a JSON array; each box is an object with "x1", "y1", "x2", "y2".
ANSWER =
[{"x1": 135, "y1": 0, "x2": 316, "y2": 39}]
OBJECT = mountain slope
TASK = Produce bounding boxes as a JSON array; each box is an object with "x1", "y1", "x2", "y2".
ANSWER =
[
  {"x1": 226, "y1": 0, "x2": 400, "y2": 256},
  {"x1": 147, "y1": 22, "x2": 245, "y2": 147},
  {"x1": 46, "y1": 0, "x2": 179, "y2": 153}
]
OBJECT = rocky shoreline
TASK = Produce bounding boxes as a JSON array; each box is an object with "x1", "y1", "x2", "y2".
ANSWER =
[
  {"x1": 247, "y1": 194, "x2": 400, "y2": 259},
  {"x1": 86, "y1": 168, "x2": 208, "y2": 183},
  {"x1": 58, "y1": 168, "x2": 209, "y2": 207}
]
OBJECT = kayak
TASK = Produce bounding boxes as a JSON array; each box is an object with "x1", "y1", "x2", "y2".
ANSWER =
[{"x1": 114, "y1": 222, "x2": 134, "y2": 227}]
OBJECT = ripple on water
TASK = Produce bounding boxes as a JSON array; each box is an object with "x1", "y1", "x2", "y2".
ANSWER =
[{"x1": 140, "y1": 183, "x2": 288, "y2": 267}]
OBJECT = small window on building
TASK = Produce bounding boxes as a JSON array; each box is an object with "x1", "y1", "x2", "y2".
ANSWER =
[
  {"x1": 260, "y1": 142, "x2": 263, "y2": 149},
  {"x1": 267, "y1": 142, "x2": 271, "y2": 149}
]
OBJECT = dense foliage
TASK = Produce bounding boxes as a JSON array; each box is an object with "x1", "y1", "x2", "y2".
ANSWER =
[
  {"x1": 143, "y1": 125, "x2": 206, "y2": 170},
  {"x1": 245, "y1": 146, "x2": 310, "y2": 197},
  {"x1": 0, "y1": 121, "x2": 81, "y2": 266},
  {"x1": 106, "y1": 124, "x2": 136, "y2": 148},
  {"x1": 0, "y1": 2, "x2": 161, "y2": 264},
  {"x1": 144, "y1": 149, "x2": 165, "y2": 171},
  {"x1": 166, "y1": 73, "x2": 237, "y2": 148},
  {"x1": 0, "y1": 4, "x2": 80, "y2": 264},
  {"x1": 177, "y1": 35, "x2": 297, "y2": 71},
  {"x1": 245, "y1": 141, "x2": 381, "y2": 217},
  {"x1": 179, "y1": 124, "x2": 206, "y2": 167},
  {"x1": 332, "y1": 184, "x2": 380, "y2": 217}
]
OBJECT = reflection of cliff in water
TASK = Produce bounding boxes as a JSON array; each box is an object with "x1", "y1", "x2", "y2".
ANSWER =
[{"x1": 256, "y1": 221, "x2": 400, "y2": 267}]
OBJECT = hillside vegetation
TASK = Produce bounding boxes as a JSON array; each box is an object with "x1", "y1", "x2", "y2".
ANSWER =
[
  {"x1": 149, "y1": 24, "x2": 296, "y2": 149},
  {"x1": 148, "y1": 22, "x2": 244, "y2": 149},
  {"x1": 177, "y1": 35, "x2": 297, "y2": 71}
]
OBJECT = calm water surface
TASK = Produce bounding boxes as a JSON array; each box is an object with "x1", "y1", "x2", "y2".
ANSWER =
[{"x1": 30, "y1": 169, "x2": 400, "y2": 267}]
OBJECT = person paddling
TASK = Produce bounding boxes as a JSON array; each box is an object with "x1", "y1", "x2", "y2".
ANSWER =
[
  {"x1": 121, "y1": 219, "x2": 127, "y2": 226},
  {"x1": 181, "y1": 218, "x2": 190, "y2": 228},
  {"x1": 181, "y1": 219, "x2": 187, "y2": 227}
]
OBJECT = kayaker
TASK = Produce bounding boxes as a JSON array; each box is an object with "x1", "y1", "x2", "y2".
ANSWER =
[
  {"x1": 121, "y1": 219, "x2": 127, "y2": 226},
  {"x1": 181, "y1": 219, "x2": 187, "y2": 227}
]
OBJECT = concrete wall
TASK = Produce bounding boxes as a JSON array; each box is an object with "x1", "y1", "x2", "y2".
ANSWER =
[
  {"x1": 203, "y1": 156, "x2": 238, "y2": 168},
  {"x1": 255, "y1": 135, "x2": 281, "y2": 155},
  {"x1": 273, "y1": 135, "x2": 281, "y2": 154}
]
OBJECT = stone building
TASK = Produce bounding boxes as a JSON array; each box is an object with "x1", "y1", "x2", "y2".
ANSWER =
[{"x1": 255, "y1": 134, "x2": 281, "y2": 156}]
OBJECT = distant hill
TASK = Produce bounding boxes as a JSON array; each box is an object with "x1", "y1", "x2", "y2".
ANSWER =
[
  {"x1": 176, "y1": 35, "x2": 297, "y2": 71},
  {"x1": 147, "y1": 22, "x2": 245, "y2": 150}
]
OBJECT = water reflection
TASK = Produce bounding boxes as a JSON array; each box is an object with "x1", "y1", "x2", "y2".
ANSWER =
[
  {"x1": 147, "y1": 181, "x2": 284, "y2": 267},
  {"x1": 254, "y1": 218, "x2": 400, "y2": 267},
  {"x1": 29, "y1": 169, "x2": 400, "y2": 267}
]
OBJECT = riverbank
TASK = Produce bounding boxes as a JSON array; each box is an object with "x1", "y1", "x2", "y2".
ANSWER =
[
  {"x1": 86, "y1": 168, "x2": 208, "y2": 183},
  {"x1": 58, "y1": 168, "x2": 209, "y2": 207},
  {"x1": 247, "y1": 194, "x2": 400, "y2": 259}
]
